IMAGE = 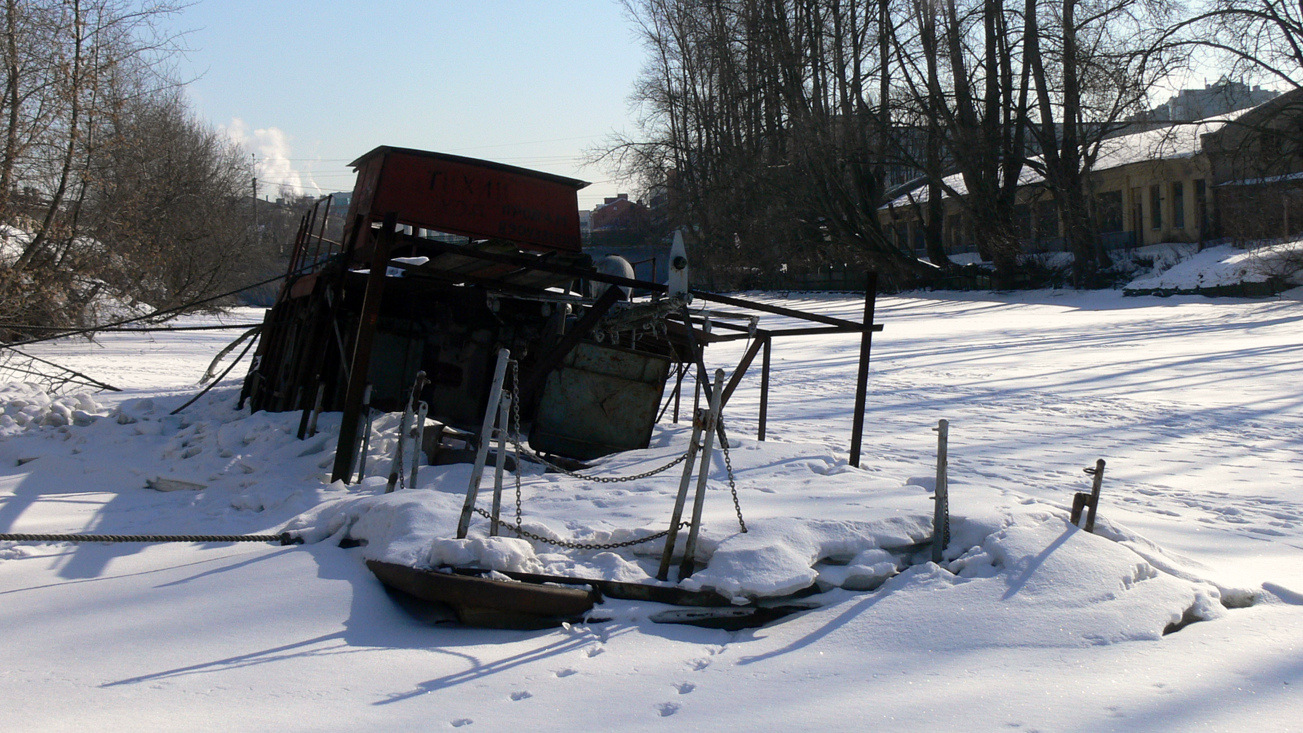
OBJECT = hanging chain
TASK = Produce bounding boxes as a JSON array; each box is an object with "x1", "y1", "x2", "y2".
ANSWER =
[
  {"x1": 473, "y1": 506, "x2": 688, "y2": 551},
  {"x1": 465, "y1": 347, "x2": 745, "y2": 550},
  {"x1": 717, "y1": 416, "x2": 747, "y2": 534},
  {"x1": 511, "y1": 360, "x2": 523, "y2": 533},
  {"x1": 505, "y1": 357, "x2": 690, "y2": 483}
]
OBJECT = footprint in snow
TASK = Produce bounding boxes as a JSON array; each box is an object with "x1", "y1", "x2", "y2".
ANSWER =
[
  {"x1": 675, "y1": 682, "x2": 695, "y2": 694},
  {"x1": 510, "y1": 691, "x2": 532, "y2": 701},
  {"x1": 586, "y1": 644, "x2": 605, "y2": 658},
  {"x1": 450, "y1": 719, "x2": 473, "y2": 728},
  {"x1": 555, "y1": 668, "x2": 577, "y2": 678},
  {"x1": 687, "y1": 658, "x2": 710, "y2": 671},
  {"x1": 655, "y1": 702, "x2": 680, "y2": 717}
]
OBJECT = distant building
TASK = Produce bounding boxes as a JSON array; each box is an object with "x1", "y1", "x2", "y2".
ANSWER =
[
  {"x1": 882, "y1": 86, "x2": 1303, "y2": 256},
  {"x1": 591, "y1": 194, "x2": 649, "y2": 232},
  {"x1": 1138, "y1": 79, "x2": 1279, "y2": 123},
  {"x1": 326, "y1": 191, "x2": 352, "y2": 210}
]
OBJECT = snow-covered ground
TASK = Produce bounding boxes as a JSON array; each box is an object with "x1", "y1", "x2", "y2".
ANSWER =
[
  {"x1": 1, "y1": 291, "x2": 1301, "y2": 731},
  {"x1": 1124, "y1": 241, "x2": 1303, "y2": 293}
]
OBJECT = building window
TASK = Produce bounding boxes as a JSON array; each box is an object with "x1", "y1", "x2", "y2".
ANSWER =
[
  {"x1": 1150, "y1": 184, "x2": 1162, "y2": 230},
  {"x1": 1036, "y1": 200, "x2": 1058, "y2": 242},
  {"x1": 1096, "y1": 191, "x2": 1124, "y2": 232},
  {"x1": 1172, "y1": 181, "x2": 1185, "y2": 229}
]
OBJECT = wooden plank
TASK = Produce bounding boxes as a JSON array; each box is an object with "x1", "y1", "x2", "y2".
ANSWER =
[{"x1": 330, "y1": 213, "x2": 398, "y2": 484}]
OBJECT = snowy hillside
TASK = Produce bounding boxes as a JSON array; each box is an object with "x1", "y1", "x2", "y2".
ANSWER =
[
  {"x1": 1125, "y1": 241, "x2": 1303, "y2": 294},
  {"x1": 1, "y1": 292, "x2": 1300, "y2": 730}
]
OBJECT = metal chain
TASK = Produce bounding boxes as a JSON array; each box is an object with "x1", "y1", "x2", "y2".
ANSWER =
[
  {"x1": 476, "y1": 341, "x2": 745, "y2": 549},
  {"x1": 511, "y1": 361, "x2": 523, "y2": 532},
  {"x1": 472, "y1": 506, "x2": 688, "y2": 551},
  {"x1": 717, "y1": 416, "x2": 748, "y2": 534},
  {"x1": 0, "y1": 532, "x2": 301, "y2": 545},
  {"x1": 505, "y1": 359, "x2": 690, "y2": 483}
]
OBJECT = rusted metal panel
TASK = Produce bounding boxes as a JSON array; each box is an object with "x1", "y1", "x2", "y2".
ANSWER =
[
  {"x1": 346, "y1": 146, "x2": 587, "y2": 255},
  {"x1": 530, "y1": 341, "x2": 671, "y2": 460}
]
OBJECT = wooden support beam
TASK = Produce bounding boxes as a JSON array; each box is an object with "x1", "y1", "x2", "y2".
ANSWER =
[{"x1": 330, "y1": 213, "x2": 398, "y2": 484}]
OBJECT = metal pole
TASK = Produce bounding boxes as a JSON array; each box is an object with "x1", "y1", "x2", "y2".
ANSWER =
[
  {"x1": 672, "y1": 362, "x2": 685, "y2": 423},
  {"x1": 355, "y1": 385, "x2": 373, "y2": 482},
  {"x1": 306, "y1": 382, "x2": 325, "y2": 437},
  {"x1": 386, "y1": 406, "x2": 411, "y2": 494},
  {"x1": 409, "y1": 401, "x2": 428, "y2": 489},
  {"x1": 457, "y1": 348, "x2": 511, "y2": 539},
  {"x1": 490, "y1": 395, "x2": 510, "y2": 536},
  {"x1": 719, "y1": 334, "x2": 766, "y2": 410},
  {"x1": 656, "y1": 408, "x2": 705, "y2": 581},
  {"x1": 849, "y1": 271, "x2": 879, "y2": 467},
  {"x1": 932, "y1": 419, "x2": 950, "y2": 563},
  {"x1": 758, "y1": 334, "x2": 771, "y2": 441},
  {"x1": 1085, "y1": 459, "x2": 1105, "y2": 533},
  {"x1": 680, "y1": 369, "x2": 725, "y2": 580}
]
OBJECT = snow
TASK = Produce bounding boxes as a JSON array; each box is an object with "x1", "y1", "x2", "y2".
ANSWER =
[
  {"x1": 1, "y1": 292, "x2": 1301, "y2": 730},
  {"x1": 1126, "y1": 241, "x2": 1303, "y2": 291}
]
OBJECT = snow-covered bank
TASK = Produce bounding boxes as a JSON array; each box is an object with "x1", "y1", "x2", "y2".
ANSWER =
[
  {"x1": 1124, "y1": 241, "x2": 1303, "y2": 294},
  {"x1": 1, "y1": 294, "x2": 1300, "y2": 730}
]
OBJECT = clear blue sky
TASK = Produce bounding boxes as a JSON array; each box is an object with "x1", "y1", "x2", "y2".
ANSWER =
[{"x1": 171, "y1": 1, "x2": 646, "y2": 208}]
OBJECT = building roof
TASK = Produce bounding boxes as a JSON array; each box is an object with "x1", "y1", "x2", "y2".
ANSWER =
[
  {"x1": 348, "y1": 145, "x2": 590, "y2": 189},
  {"x1": 885, "y1": 111, "x2": 1243, "y2": 209}
]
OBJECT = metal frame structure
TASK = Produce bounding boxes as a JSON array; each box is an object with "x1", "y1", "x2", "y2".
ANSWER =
[{"x1": 241, "y1": 147, "x2": 885, "y2": 492}]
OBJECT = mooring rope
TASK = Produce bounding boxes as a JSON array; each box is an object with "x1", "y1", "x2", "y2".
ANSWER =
[{"x1": 0, "y1": 532, "x2": 302, "y2": 545}]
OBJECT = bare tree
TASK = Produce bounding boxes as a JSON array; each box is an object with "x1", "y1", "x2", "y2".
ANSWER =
[
  {"x1": 605, "y1": 0, "x2": 933, "y2": 287},
  {"x1": 1024, "y1": 0, "x2": 1183, "y2": 281},
  {"x1": 0, "y1": 0, "x2": 268, "y2": 334}
]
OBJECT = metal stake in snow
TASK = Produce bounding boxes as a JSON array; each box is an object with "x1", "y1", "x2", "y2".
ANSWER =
[
  {"x1": 932, "y1": 419, "x2": 950, "y2": 563},
  {"x1": 458, "y1": 349, "x2": 511, "y2": 539},
  {"x1": 1071, "y1": 459, "x2": 1106, "y2": 533},
  {"x1": 386, "y1": 371, "x2": 428, "y2": 493},
  {"x1": 354, "y1": 385, "x2": 374, "y2": 482},
  {"x1": 410, "y1": 401, "x2": 428, "y2": 489},
  {"x1": 657, "y1": 400, "x2": 708, "y2": 581},
  {"x1": 680, "y1": 368, "x2": 726, "y2": 580}
]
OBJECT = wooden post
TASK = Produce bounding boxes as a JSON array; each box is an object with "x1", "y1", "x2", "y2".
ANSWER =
[
  {"x1": 931, "y1": 419, "x2": 949, "y2": 563},
  {"x1": 330, "y1": 213, "x2": 398, "y2": 484},
  {"x1": 849, "y1": 271, "x2": 878, "y2": 468}
]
